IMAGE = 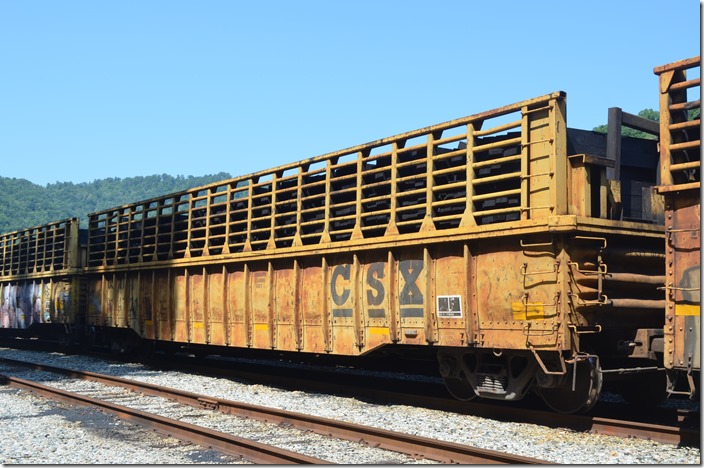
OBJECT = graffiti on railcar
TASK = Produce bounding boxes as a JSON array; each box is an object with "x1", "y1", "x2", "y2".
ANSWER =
[{"x1": 0, "y1": 282, "x2": 67, "y2": 328}]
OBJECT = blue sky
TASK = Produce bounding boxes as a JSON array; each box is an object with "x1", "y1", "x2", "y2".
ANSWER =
[{"x1": 0, "y1": 1, "x2": 700, "y2": 186}]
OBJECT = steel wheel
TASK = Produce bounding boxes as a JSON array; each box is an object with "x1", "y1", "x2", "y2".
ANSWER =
[
  {"x1": 537, "y1": 356, "x2": 602, "y2": 414},
  {"x1": 443, "y1": 373, "x2": 477, "y2": 401}
]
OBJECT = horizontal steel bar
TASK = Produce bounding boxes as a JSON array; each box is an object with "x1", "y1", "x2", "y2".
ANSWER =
[
  {"x1": 473, "y1": 136, "x2": 522, "y2": 153},
  {"x1": 669, "y1": 140, "x2": 701, "y2": 152},
  {"x1": 669, "y1": 119, "x2": 701, "y2": 131},
  {"x1": 474, "y1": 119, "x2": 522, "y2": 137},
  {"x1": 669, "y1": 77, "x2": 701, "y2": 92},
  {"x1": 431, "y1": 198, "x2": 465, "y2": 208},
  {"x1": 472, "y1": 206, "x2": 522, "y2": 217},
  {"x1": 669, "y1": 100, "x2": 701, "y2": 112},
  {"x1": 472, "y1": 171, "x2": 521, "y2": 185},
  {"x1": 471, "y1": 188, "x2": 521, "y2": 202},
  {"x1": 432, "y1": 181, "x2": 466, "y2": 192},
  {"x1": 670, "y1": 160, "x2": 701, "y2": 172},
  {"x1": 472, "y1": 154, "x2": 522, "y2": 169},
  {"x1": 433, "y1": 132, "x2": 467, "y2": 146}
]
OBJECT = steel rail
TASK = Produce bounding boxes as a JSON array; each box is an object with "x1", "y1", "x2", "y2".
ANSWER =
[
  {"x1": 0, "y1": 372, "x2": 328, "y2": 464},
  {"x1": 145, "y1": 354, "x2": 700, "y2": 448},
  {"x1": 0, "y1": 357, "x2": 546, "y2": 464}
]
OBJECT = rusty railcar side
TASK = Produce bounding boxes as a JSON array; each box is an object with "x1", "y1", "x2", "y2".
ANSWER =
[
  {"x1": 654, "y1": 56, "x2": 701, "y2": 398},
  {"x1": 84, "y1": 92, "x2": 665, "y2": 412},
  {"x1": 0, "y1": 218, "x2": 85, "y2": 342}
]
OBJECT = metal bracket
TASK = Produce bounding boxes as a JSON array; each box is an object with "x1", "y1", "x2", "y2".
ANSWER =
[
  {"x1": 568, "y1": 324, "x2": 602, "y2": 334},
  {"x1": 529, "y1": 345, "x2": 567, "y2": 375},
  {"x1": 521, "y1": 291, "x2": 560, "y2": 308},
  {"x1": 520, "y1": 238, "x2": 554, "y2": 249},
  {"x1": 521, "y1": 260, "x2": 560, "y2": 277}
]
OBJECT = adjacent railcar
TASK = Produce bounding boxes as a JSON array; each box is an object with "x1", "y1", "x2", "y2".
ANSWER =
[
  {"x1": 654, "y1": 56, "x2": 701, "y2": 398},
  {"x1": 0, "y1": 218, "x2": 84, "y2": 344},
  {"x1": 81, "y1": 91, "x2": 666, "y2": 413}
]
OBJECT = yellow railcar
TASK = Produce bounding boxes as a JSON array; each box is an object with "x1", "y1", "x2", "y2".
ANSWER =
[{"x1": 82, "y1": 91, "x2": 666, "y2": 413}]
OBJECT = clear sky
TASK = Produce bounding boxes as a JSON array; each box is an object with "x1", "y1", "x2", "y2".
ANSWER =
[{"x1": 0, "y1": 0, "x2": 701, "y2": 186}]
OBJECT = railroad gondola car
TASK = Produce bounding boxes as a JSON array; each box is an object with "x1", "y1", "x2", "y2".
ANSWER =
[
  {"x1": 78, "y1": 90, "x2": 668, "y2": 414},
  {"x1": 654, "y1": 56, "x2": 701, "y2": 399},
  {"x1": 0, "y1": 218, "x2": 84, "y2": 344}
]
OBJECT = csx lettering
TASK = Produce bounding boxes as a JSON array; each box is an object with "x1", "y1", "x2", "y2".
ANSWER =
[
  {"x1": 331, "y1": 264, "x2": 351, "y2": 306},
  {"x1": 366, "y1": 263, "x2": 385, "y2": 306},
  {"x1": 400, "y1": 259, "x2": 424, "y2": 305},
  {"x1": 330, "y1": 261, "x2": 424, "y2": 308}
]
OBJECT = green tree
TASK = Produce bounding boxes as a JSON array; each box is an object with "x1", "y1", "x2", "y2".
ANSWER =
[
  {"x1": 0, "y1": 172, "x2": 233, "y2": 233},
  {"x1": 592, "y1": 108, "x2": 659, "y2": 139}
]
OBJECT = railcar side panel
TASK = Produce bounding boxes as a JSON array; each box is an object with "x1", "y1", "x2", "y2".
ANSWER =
[
  {"x1": 667, "y1": 194, "x2": 701, "y2": 371},
  {"x1": 475, "y1": 239, "x2": 563, "y2": 350},
  {"x1": 654, "y1": 56, "x2": 700, "y2": 396},
  {"x1": 431, "y1": 244, "x2": 470, "y2": 348},
  {"x1": 301, "y1": 261, "x2": 327, "y2": 353},
  {"x1": 207, "y1": 267, "x2": 227, "y2": 346},
  {"x1": 228, "y1": 268, "x2": 248, "y2": 348}
]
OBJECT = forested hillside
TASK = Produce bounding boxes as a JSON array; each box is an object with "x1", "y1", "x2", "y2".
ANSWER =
[{"x1": 0, "y1": 173, "x2": 232, "y2": 233}]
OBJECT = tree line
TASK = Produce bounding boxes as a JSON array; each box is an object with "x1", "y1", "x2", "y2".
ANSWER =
[{"x1": 0, "y1": 173, "x2": 231, "y2": 234}]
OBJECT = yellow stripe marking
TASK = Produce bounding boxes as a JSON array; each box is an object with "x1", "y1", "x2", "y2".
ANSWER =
[
  {"x1": 511, "y1": 302, "x2": 545, "y2": 320},
  {"x1": 676, "y1": 304, "x2": 701, "y2": 316}
]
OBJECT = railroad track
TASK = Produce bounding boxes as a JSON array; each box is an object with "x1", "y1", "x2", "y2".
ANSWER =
[
  {"x1": 138, "y1": 351, "x2": 700, "y2": 448},
  {"x1": 0, "y1": 357, "x2": 547, "y2": 464}
]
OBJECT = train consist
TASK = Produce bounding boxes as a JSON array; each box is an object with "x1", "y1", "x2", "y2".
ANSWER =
[{"x1": 0, "y1": 57, "x2": 699, "y2": 413}]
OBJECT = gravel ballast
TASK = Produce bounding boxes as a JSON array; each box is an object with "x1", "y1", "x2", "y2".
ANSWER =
[{"x1": 0, "y1": 347, "x2": 699, "y2": 464}]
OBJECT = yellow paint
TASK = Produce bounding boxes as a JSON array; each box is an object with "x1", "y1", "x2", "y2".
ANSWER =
[
  {"x1": 368, "y1": 327, "x2": 389, "y2": 335},
  {"x1": 193, "y1": 322, "x2": 204, "y2": 329},
  {"x1": 254, "y1": 323, "x2": 269, "y2": 331},
  {"x1": 511, "y1": 302, "x2": 545, "y2": 320},
  {"x1": 676, "y1": 304, "x2": 701, "y2": 316}
]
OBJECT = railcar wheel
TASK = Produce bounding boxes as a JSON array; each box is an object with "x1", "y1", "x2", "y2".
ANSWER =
[
  {"x1": 443, "y1": 374, "x2": 477, "y2": 401},
  {"x1": 537, "y1": 356, "x2": 602, "y2": 414}
]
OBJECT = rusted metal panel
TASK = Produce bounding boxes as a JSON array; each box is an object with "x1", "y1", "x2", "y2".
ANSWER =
[
  {"x1": 328, "y1": 254, "x2": 359, "y2": 354},
  {"x1": 654, "y1": 56, "x2": 701, "y2": 375},
  {"x1": 474, "y1": 237, "x2": 563, "y2": 350},
  {"x1": 273, "y1": 263, "x2": 296, "y2": 350},
  {"x1": 172, "y1": 273, "x2": 188, "y2": 342},
  {"x1": 206, "y1": 267, "x2": 226, "y2": 346},
  {"x1": 361, "y1": 254, "x2": 393, "y2": 350},
  {"x1": 188, "y1": 272, "x2": 206, "y2": 344},
  {"x1": 226, "y1": 267, "x2": 247, "y2": 348},
  {"x1": 249, "y1": 266, "x2": 270, "y2": 349},
  {"x1": 431, "y1": 244, "x2": 470, "y2": 347},
  {"x1": 665, "y1": 194, "x2": 700, "y2": 371},
  {"x1": 397, "y1": 251, "x2": 429, "y2": 346},
  {"x1": 154, "y1": 270, "x2": 171, "y2": 341},
  {"x1": 300, "y1": 260, "x2": 326, "y2": 353}
]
